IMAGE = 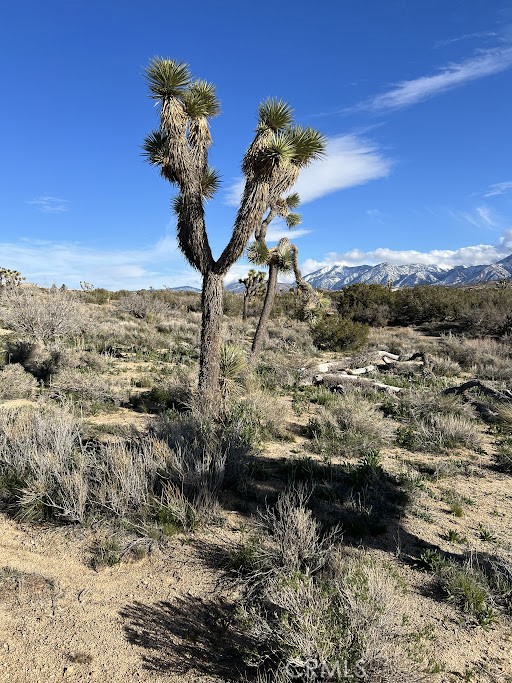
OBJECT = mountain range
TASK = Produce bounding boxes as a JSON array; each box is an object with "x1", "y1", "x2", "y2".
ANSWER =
[{"x1": 303, "y1": 253, "x2": 512, "y2": 290}]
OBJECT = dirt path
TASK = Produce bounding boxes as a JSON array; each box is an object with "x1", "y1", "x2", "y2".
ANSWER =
[{"x1": 0, "y1": 516, "x2": 237, "y2": 683}]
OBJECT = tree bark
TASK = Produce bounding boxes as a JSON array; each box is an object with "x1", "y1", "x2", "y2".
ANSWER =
[
  {"x1": 242, "y1": 294, "x2": 248, "y2": 321},
  {"x1": 198, "y1": 269, "x2": 224, "y2": 402},
  {"x1": 251, "y1": 261, "x2": 278, "y2": 356}
]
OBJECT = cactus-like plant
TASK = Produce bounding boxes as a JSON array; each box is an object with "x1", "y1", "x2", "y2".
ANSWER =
[
  {"x1": 143, "y1": 58, "x2": 325, "y2": 400},
  {"x1": 239, "y1": 269, "x2": 266, "y2": 320}
]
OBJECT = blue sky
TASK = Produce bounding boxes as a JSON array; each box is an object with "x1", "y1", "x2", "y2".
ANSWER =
[{"x1": 1, "y1": 0, "x2": 512, "y2": 288}]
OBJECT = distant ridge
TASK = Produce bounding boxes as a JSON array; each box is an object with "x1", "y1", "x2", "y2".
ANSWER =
[
  {"x1": 169, "y1": 286, "x2": 201, "y2": 292},
  {"x1": 303, "y1": 253, "x2": 512, "y2": 290}
]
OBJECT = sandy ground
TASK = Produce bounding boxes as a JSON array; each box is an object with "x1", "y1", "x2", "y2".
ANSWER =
[{"x1": 1, "y1": 377, "x2": 512, "y2": 680}]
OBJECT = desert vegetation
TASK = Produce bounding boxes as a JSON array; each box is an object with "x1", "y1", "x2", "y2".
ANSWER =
[{"x1": 0, "y1": 278, "x2": 511, "y2": 682}]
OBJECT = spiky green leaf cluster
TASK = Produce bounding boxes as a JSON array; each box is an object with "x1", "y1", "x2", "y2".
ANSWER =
[
  {"x1": 285, "y1": 192, "x2": 300, "y2": 209},
  {"x1": 142, "y1": 130, "x2": 168, "y2": 166},
  {"x1": 259, "y1": 126, "x2": 326, "y2": 172},
  {"x1": 258, "y1": 98, "x2": 293, "y2": 132},
  {"x1": 275, "y1": 242, "x2": 295, "y2": 272},
  {"x1": 184, "y1": 80, "x2": 220, "y2": 118},
  {"x1": 285, "y1": 213, "x2": 302, "y2": 228},
  {"x1": 145, "y1": 58, "x2": 191, "y2": 99},
  {"x1": 200, "y1": 167, "x2": 221, "y2": 199},
  {"x1": 247, "y1": 240, "x2": 270, "y2": 266},
  {"x1": 287, "y1": 125, "x2": 326, "y2": 166}
]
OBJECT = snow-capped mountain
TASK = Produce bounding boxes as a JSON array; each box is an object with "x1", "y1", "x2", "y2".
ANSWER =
[{"x1": 303, "y1": 254, "x2": 512, "y2": 290}]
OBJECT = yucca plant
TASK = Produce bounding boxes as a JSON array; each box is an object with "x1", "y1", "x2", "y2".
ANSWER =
[
  {"x1": 219, "y1": 344, "x2": 247, "y2": 400},
  {"x1": 143, "y1": 58, "x2": 325, "y2": 402}
]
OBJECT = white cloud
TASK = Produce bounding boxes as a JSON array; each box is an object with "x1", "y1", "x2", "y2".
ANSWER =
[
  {"x1": 434, "y1": 32, "x2": 498, "y2": 49},
  {"x1": 0, "y1": 235, "x2": 200, "y2": 290},
  {"x1": 485, "y1": 181, "x2": 512, "y2": 197},
  {"x1": 361, "y1": 47, "x2": 512, "y2": 111},
  {"x1": 302, "y1": 229, "x2": 512, "y2": 274},
  {"x1": 27, "y1": 196, "x2": 70, "y2": 213},
  {"x1": 266, "y1": 227, "x2": 311, "y2": 242},
  {"x1": 225, "y1": 134, "x2": 391, "y2": 206}
]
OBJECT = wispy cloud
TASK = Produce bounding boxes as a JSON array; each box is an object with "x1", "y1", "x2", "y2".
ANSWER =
[
  {"x1": 358, "y1": 46, "x2": 512, "y2": 111},
  {"x1": 0, "y1": 235, "x2": 199, "y2": 290},
  {"x1": 302, "y1": 229, "x2": 512, "y2": 274},
  {"x1": 226, "y1": 134, "x2": 391, "y2": 206},
  {"x1": 434, "y1": 32, "x2": 498, "y2": 49},
  {"x1": 27, "y1": 196, "x2": 70, "y2": 213},
  {"x1": 448, "y1": 204, "x2": 501, "y2": 230},
  {"x1": 266, "y1": 226, "x2": 311, "y2": 242},
  {"x1": 485, "y1": 181, "x2": 512, "y2": 197}
]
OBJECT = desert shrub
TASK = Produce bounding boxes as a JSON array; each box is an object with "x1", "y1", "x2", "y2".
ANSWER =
[
  {"x1": 306, "y1": 392, "x2": 394, "y2": 459},
  {"x1": 80, "y1": 287, "x2": 111, "y2": 305},
  {"x1": 383, "y1": 388, "x2": 474, "y2": 423},
  {"x1": 311, "y1": 315, "x2": 368, "y2": 352},
  {"x1": 397, "y1": 413, "x2": 482, "y2": 453},
  {"x1": 130, "y1": 382, "x2": 192, "y2": 413},
  {"x1": 225, "y1": 393, "x2": 287, "y2": 447},
  {"x1": 335, "y1": 284, "x2": 395, "y2": 326},
  {"x1": 239, "y1": 547, "x2": 422, "y2": 682},
  {"x1": 438, "y1": 334, "x2": 512, "y2": 380},
  {"x1": 151, "y1": 408, "x2": 252, "y2": 492},
  {"x1": 422, "y1": 550, "x2": 497, "y2": 626},
  {"x1": 0, "y1": 286, "x2": 83, "y2": 343},
  {"x1": 428, "y1": 353, "x2": 461, "y2": 377},
  {"x1": 117, "y1": 292, "x2": 172, "y2": 321},
  {"x1": 254, "y1": 352, "x2": 301, "y2": 392},
  {"x1": 0, "y1": 401, "x2": 249, "y2": 529},
  {"x1": 266, "y1": 320, "x2": 315, "y2": 354},
  {"x1": 0, "y1": 404, "x2": 89, "y2": 522},
  {"x1": 494, "y1": 437, "x2": 512, "y2": 472},
  {"x1": 0, "y1": 364, "x2": 38, "y2": 400},
  {"x1": 50, "y1": 368, "x2": 121, "y2": 409}
]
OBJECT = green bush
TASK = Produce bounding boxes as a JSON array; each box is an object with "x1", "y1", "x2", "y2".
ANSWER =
[{"x1": 311, "y1": 315, "x2": 368, "y2": 352}]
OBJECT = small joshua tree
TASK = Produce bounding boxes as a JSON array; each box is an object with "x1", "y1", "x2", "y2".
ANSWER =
[
  {"x1": 143, "y1": 58, "x2": 325, "y2": 400},
  {"x1": 0, "y1": 268, "x2": 25, "y2": 291},
  {"x1": 239, "y1": 269, "x2": 266, "y2": 320},
  {"x1": 247, "y1": 192, "x2": 323, "y2": 356}
]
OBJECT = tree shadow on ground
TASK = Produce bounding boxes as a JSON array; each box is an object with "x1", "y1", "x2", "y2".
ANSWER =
[{"x1": 120, "y1": 595, "x2": 257, "y2": 681}]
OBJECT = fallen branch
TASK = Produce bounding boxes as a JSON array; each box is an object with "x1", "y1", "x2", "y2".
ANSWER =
[
  {"x1": 314, "y1": 373, "x2": 402, "y2": 395},
  {"x1": 443, "y1": 380, "x2": 512, "y2": 403}
]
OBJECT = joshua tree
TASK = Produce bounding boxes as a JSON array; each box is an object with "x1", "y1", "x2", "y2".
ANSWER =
[
  {"x1": 247, "y1": 193, "x2": 323, "y2": 356},
  {"x1": 143, "y1": 58, "x2": 325, "y2": 399},
  {"x1": 0, "y1": 268, "x2": 25, "y2": 291},
  {"x1": 239, "y1": 269, "x2": 266, "y2": 320}
]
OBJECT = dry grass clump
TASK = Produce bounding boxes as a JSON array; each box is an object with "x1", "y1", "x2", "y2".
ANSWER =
[
  {"x1": 368, "y1": 326, "x2": 428, "y2": 358},
  {"x1": 0, "y1": 364, "x2": 38, "y2": 401},
  {"x1": 0, "y1": 401, "x2": 252, "y2": 529},
  {"x1": 385, "y1": 388, "x2": 482, "y2": 453},
  {"x1": 226, "y1": 391, "x2": 289, "y2": 446},
  {"x1": 0, "y1": 404, "x2": 88, "y2": 522},
  {"x1": 234, "y1": 490, "x2": 422, "y2": 681},
  {"x1": 438, "y1": 334, "x2": 512, "y2": 380},
  {"x1": 306, "y1": 391, "x2": 394, "y2": 459},
  {"x1": 428, "y1": 353, "x2": 462, "y2": 377},
  {"x1": 1, "y1": 286, "x2": 84, "y2": 343},
  {"x1": 265, "y1": 319, "x2": 316, "y2": 355},
  {"x1": 50, "y1": 367, "x2": 121, "y2": 410},
  {"x1": 117, "y1": 292, "x2": 173, "y2": 321}
]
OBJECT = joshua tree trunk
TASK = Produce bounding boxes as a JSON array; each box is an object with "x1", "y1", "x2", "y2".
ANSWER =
[
  {"x1": 242, "y1": 294, "x2": 248, "y2": 321},
  {"x1": 198, "y1": 269, "x2": 224, "y2": 398},
  {"x1": 251, "y1": 261, "x2": 278, "y2": 356}
]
